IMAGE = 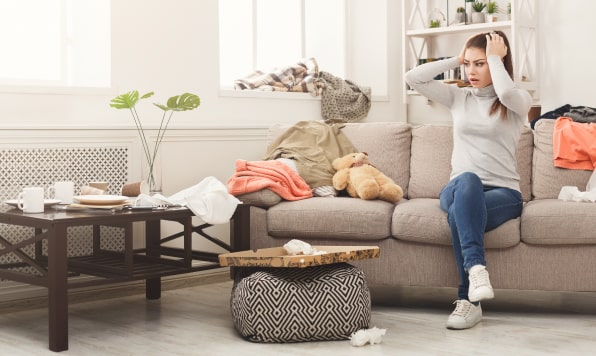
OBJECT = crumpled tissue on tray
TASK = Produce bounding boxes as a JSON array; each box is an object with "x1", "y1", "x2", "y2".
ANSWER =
[{"x1": 283, "y1": 239, "x2": 327, "y2": 255}]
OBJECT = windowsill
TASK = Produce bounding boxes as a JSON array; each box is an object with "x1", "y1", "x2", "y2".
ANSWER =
[{"x1": 219, "y1": 88, "x2": 389, "y2": 102}]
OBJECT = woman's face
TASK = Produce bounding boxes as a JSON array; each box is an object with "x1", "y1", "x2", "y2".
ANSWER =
[{"x1": 464, "y1": 47, "x2": 493, "y2": 88}]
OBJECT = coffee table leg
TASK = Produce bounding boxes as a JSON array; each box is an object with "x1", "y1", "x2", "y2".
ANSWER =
[
  {"x1": 145, "y1": 219, "x2": 161, "y2": 300},
  {"x1": 48, "y1": 224, "x2": 68, "y2": 351}
]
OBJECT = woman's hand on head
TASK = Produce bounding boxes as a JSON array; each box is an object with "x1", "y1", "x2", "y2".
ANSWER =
[{"x1": 486, "y1": 32, "x2": 507, "y2": 59}]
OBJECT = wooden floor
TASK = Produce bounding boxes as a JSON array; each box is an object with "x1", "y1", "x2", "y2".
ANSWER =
[{"x1": 1, "y1": 275, "x2": 596, "y2": 355}]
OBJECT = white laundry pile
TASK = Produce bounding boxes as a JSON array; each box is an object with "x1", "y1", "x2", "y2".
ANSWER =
[
  {"x1": 558, "y1": 169, "x2": 596, "y2": 202},
  {"x1": 135, "y1": 176, "x2": 241, "y2": 224}
]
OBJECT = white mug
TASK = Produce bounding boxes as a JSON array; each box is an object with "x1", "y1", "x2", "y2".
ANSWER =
[
  {"x1": 17, "y1": 187, "x2": 45, "y2": 213},
  {"x1": 49, "y1": 181, "x2": 75, "y2": 204}
]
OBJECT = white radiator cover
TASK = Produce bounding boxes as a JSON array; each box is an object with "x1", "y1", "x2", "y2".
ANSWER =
[{"x1": 0, "y1": 146, "x2": 129, "y2": 280}]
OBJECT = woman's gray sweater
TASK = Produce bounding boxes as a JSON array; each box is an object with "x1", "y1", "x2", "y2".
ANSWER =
[{"x1": 405, "y1": 56, "x2": 532, "y2": 192}]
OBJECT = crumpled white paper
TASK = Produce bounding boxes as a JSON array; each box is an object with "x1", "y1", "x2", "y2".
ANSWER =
[
  {"x1": 283, "y1": 239, "x2": 327, "y2": 255},
  {"x1": 135, "y1": 176, "x2": 241, "y2": 224},
  {"x1": 558, "y1": 169, "x2": 596, "y2": 202},
  {"x1": 558, "y1": 186, "x2": 596, "y2": 202},
  {"x1": 350, "y1": 327, "x2": 387, "y2": 347}
]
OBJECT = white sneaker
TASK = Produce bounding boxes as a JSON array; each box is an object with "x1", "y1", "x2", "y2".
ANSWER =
[
  {"x1": 468, "y1": 265, "x2": 494, "y2": 302},
  {"x1": 446, "y1": 299, "x2": 482, "y2": 330}
]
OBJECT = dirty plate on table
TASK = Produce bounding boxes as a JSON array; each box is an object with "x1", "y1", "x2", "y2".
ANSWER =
[{"x1": 73, "y1": 195, "x2": 129, "y2": 205}]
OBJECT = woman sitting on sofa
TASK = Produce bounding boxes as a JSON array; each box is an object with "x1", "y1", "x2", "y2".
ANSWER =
[{"x1": 405, "y1": 31, "x2": 532, "y2": 330}]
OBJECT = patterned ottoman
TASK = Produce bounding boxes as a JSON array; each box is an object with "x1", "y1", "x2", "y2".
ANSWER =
[{"x1": 231, "y1": 263, "x2": 371, "y2": 343}]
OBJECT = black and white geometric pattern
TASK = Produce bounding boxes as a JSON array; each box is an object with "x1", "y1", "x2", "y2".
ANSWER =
[{"x1": 231, "y1": 263, "x2": 371, "y2": 343}]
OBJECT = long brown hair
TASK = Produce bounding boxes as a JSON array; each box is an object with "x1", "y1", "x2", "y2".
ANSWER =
[{"x1": 466, "y1": 30, "x2": 513, "y2": 119}]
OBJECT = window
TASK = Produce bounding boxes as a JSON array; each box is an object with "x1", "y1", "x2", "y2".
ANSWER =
[
  {"x1": 0, "y1": 0, "x2": 111, "y2": 88},
  {"x1": 219, "y1": 0, "x2": 345, "y2": 90},
  {"x1": 218, "y1": 0, "x2": 387, "y2": 97}
]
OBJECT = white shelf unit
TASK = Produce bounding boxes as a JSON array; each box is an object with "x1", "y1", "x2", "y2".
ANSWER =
[{"x1": 402, "y1": 0, "x2": 539, "y2": 103}]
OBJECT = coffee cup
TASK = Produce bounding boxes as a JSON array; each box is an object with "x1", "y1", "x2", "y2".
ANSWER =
[
  {"x1": 121, "y1": 181, "x2": 149, "y2": 197},
  {"x1": 49, "y1": 181, "x2": 75, "y2": 204},
  {"x1": 17, "y1": 187, "x2": 45, "y2": 213}
]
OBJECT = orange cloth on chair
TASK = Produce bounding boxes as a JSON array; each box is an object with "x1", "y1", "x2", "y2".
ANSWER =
[
  {"x1": 553, "y1": 116, "x2": 596, "y2": 170},
  {"x1": 227, "y1": 159, "x2": 313, "y2": 200}
]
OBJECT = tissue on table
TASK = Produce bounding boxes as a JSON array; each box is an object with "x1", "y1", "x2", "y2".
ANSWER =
[{"x1": 135, "y1": 176, "x2": 241, "y2": 224}]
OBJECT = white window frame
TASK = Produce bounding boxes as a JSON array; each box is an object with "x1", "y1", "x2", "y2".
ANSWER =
[
  {"x1": 218, "y1": 0, "x2": 388, "y2": 100},
  {"x1": 0, "y1": 0, "x2": 112, "y2": 95}
]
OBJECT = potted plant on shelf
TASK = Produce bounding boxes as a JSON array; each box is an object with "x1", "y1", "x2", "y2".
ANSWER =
[
  {"x1": 485, "y1": 1, "x2": 499, "y2": 22},
  {"x1": 454, "y1": 6, "x2": 466, "y2": 25},
  {"x1": 471, "y1": 1, "x2": 486, "y2": 24},
  {"x1": 110, "y1": 90, "x2": 201, "y2": 194}
]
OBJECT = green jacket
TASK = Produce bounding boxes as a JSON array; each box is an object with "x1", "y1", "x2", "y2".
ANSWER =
[{"x1": 264, "y1": 121, "x2": 356, "y2": 188}]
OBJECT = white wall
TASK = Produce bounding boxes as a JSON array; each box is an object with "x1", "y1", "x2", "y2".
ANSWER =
[{"x1": 538, "y1": 0, "x2": 596, "y2": 111}]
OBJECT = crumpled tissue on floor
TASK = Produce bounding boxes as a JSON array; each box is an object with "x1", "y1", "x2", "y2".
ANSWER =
[{"x1": 350, "y1": 327, "x2": 387, "y2": 347}]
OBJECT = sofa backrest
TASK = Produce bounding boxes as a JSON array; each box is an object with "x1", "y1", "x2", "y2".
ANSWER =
[
  {"x1": 532, "y1": 119, "x2": 592, "y2": 199},
  {"x1": 267, "y1": 121, "x2": 412, "y2": 196},
  {"x1": 407, "y1": 124, "x2": 534, "y2": 202},
  {"x1": 267, "y1": 121, "x2": 534, "y2": 201}
]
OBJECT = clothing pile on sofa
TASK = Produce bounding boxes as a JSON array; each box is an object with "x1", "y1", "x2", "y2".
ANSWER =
[
  {"x1": 227, "y1": 120, "x2": 356, "y2": 199},
  {"x1": 535, "y1": 104, "x2": 596, "y2": 202}
]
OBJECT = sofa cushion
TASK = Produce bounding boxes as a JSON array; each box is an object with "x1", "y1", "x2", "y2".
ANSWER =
[
  {"x1": 267, "y1": 197, "x2": 393, "y2": 241},
  {"x1": 391, "y1": 198, "x2": 520, "y2": 248},
  {"x1": 235, "y1": 189, "x2": 282, "y2": 208},
  {"x1": 532, "y1": 119, "x2": 592, "y2": 199},
  {"x1": 408, "y1": 125, "x2": 534, "y2": 201},
  {"x1": 408, "y1": 125, "x2": 452, "y2": 199},
  {"x1": 339, "y1": 122, "x2": 412, "y2": 196},
  {"x1": 522, "y1": 199, "x2": 596, "y2": 244},
  {"x1": 268, "y1": 122, "x2": 412, "y2": 197}
]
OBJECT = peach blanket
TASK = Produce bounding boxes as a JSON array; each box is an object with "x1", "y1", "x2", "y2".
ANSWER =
[{"x1": 227, "y1": 160, "x2": 312, "y2": 200}]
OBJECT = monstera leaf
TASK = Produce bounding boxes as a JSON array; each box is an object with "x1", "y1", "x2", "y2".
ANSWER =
[
  {"x1": 154, "y1": 93, "x2": 201, "y2": 112},
  {"x1": 109, "y1": 90, "x2": 155, "y2": 109}
]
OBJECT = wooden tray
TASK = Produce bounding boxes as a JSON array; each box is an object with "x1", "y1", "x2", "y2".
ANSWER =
[{"x1": 219, "y1": 245, "x2": 379, "y2": 268}]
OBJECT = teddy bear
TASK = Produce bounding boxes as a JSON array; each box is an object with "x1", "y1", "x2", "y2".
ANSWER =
[{"x1": 332, "y1": 152, "x2": 403, "y2": 203}]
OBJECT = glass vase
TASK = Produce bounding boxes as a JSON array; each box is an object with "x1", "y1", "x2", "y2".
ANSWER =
[{"x1": 143, "y1": 150, "x2": 162, "y2": 195}]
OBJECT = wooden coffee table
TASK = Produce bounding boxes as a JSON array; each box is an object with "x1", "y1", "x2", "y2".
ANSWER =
[{"x1": 0, "y1": 204, "x2": 249, "y2": 352}]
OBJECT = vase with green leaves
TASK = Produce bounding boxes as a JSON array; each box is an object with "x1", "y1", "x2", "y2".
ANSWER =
[{"x1": 110, "y1": 90, "x2": 201, "y2": 194}]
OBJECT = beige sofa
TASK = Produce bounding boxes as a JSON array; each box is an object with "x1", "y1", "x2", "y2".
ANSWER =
[{"x1": 236, "y1": 119, "x2": 596, "y2": 293}]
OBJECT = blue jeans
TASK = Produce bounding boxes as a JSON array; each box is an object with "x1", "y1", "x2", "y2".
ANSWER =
[{"x1": 439, "y1": 172, "x2": 522, "y2": 300}]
